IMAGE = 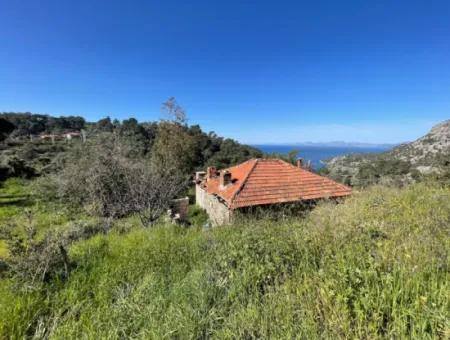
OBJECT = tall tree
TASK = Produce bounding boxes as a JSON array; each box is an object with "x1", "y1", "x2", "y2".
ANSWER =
[
  {"x1": 152, "y1": 98, "x2": 196, "y2": 174},
  {"x1": 161, "y1": 96, "x2": 187, "y2": 124}
]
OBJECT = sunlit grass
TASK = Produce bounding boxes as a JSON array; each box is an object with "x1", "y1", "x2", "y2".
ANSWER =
[
  {"x1": 0, "y1": 178, "x2": 92, "y2": 259},
  {"x1": 0, "y1": 181, "x2": 449, "y2": 338}
]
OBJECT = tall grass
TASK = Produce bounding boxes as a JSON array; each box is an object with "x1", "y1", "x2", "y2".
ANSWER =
[
  {"x1": 0, "y1": 183, "x2": 449, "y2": 338},
  {"x1": 0, "y1": 178, "x2": 97, "y2": 256}
]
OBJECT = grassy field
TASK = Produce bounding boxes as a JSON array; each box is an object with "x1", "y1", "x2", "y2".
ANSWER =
[
  {"x1": 0, "y1": 180, "x2": 449, "y2": 338},
  {"x1": 0, "y1": 178, "x2": 95, "y2": 259},
  {"x1": 0, "y1": 179, "x2": 35, "y2": 258}
]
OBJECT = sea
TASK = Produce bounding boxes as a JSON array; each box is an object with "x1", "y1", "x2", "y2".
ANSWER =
[{"x1": 253, "y1": 144, "x2": 393, "y2": 169}]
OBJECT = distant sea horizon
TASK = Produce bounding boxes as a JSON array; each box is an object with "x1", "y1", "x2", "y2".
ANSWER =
[{"x1": 253, "y1": 144, "x2": 394, "y2": 169}]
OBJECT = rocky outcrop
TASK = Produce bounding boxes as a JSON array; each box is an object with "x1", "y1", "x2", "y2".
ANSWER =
[{"x1": 325, "y1": 120, "x2": 450, "y2": 186}]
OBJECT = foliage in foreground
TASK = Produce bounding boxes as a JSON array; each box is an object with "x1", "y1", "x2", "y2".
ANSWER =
[
  {"x1": 0, "y1": 183, "x2": 449, "y2": 338},
  {"x1": 41, "y1": 133, "x2": 188, "y2": 227}
]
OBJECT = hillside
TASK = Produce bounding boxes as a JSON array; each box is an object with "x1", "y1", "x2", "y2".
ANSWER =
[
  {"x1": 0, "y1": 110, "x2": 448, "y2": 338},
  {"x1": 0, "y1": 111, "x2": 262, "y2": 180},
  {"x1": 324, "y1": 120, "x2": 450, "y2": 186},
  {"x1": 0, "y1": 179, "x2": 448, "y2": 338}
]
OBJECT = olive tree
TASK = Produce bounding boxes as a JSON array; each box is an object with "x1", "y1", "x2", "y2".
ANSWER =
[
  {"x1": 123, "y1": 164, "x2": 188, "y2": 227},
  {"x1": 54, "y1": 133, "x2": 188, "y2": 227}
]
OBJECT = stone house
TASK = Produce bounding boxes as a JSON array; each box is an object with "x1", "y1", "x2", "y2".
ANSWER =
[
  {"x1": 195, "y1": 158, "x2": 352, "y2": 225},
  {"x1": 39, "y1": 131, "x2": 85, "y2": 143}
]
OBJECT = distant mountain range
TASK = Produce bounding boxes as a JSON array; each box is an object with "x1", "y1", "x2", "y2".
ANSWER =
[
  {"x1": 324, "y1": 119, "x2": 450, "y2": 186},
  {"x1": 292, "y1": 141, "x2": 398, "y2": 148}
]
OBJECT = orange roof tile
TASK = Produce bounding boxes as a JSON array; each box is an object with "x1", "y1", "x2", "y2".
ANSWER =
[{"x1": 200, "y1": 159, "x2": 351, "y2": 209}]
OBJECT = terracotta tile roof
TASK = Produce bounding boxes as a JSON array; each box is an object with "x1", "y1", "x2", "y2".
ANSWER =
[{"x1": 200, "y1": 158, "x2": 351, "y2": 209}]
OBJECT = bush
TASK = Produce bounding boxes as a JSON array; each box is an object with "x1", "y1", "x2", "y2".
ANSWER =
[
  {"x1": 0, "y1": 156, "x2": 37, "y2": 180},
  {"x1": 0, "y1": 212, "x2": 115, "y2": 291},
  {"x1": 0, "y1": 214, "x2": 72, "y2": 291},
  {"x1": 187, "y1": 205, "x2": 208, "y2": 226},
  {"x1": 54, "y1": 135, "x2": 188, "y2": 227}
]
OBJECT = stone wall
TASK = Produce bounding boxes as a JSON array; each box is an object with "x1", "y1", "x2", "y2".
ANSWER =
[
  {"x1": 196, "y1": 184, "x2": 231, "y2": 226},
  {"x1": 169, "y1": 197, "x2": 189, "y2": 222}
]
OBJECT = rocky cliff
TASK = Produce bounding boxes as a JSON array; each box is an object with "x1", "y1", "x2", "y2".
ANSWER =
[{"x1": 325, "y1": 120, "x2": 450, "y2": 186}]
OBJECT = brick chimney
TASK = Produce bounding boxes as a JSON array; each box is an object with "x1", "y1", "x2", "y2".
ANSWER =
[
  {"x1": 296, "y1": 158, "x2": 304, "y2": 168},
  {"x1": 195, "y1": 171, "x2": 206, "y2": 183},
  {"x1": 207, "y1": 166, "x2": 217, "y2": 180},
  {"x1": 220, "y1": 170, "x2": 232, "y2": 188}
]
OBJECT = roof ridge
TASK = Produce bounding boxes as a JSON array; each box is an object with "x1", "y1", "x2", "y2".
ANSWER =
[
  {"x1": 224, "y1": 158, "x2": 257, "y2": 174},
  {"x1": 278, "y1": 158, "x2": 303, "y2": 170},
  {"x1": 229, "y1": 158, "x2": 259, "y2": 208},
  {"x1": 279, "y1": 158, "x2": 352, "y2": 191}
]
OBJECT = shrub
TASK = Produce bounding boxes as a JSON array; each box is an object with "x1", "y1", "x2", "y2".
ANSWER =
[
  {"x1": 187, "y1": 205, "x2": 208, "y2": 226},
  {"x1": 54, "y1": 135, "x2": 188, "y2": 226},
  {"x1": 0, "y1": 213, "x2": 72, "y2": 291},
  {"x1": 0, "y1": 210, "x2": 113, "y2": 292}
]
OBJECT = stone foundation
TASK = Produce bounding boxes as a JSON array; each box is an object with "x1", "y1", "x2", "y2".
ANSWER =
[{"x1": 196, "y1": 185, "x2": 231, "y2": 226}]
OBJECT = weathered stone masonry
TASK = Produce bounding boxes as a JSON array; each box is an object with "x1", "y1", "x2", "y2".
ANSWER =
[{"x1": 195, "y1": 179, "x2": 231, "y2": 225}]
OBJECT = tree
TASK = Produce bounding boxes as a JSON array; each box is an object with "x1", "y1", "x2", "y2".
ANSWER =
[
  {"x1": 0, "y1": 110, "x2": 263, "y2": 183},
  {"x1": 116, "y1": 118, "x2": 150, "y2": 157},
  {"x1": 0, "y1": 118, "x2": 15, "y2": 141},
  {"x1": 161, "y1": 97, "x2": 187, "y2": 124},
  {"x1": 0, "y1": 112, "x2": 85, "y2": 136},
  {"x1": 263, "y1": 149, "x2": 299, "y2": 166},
  {"x1": 95, "y1": 117, "x2": 114, "y2": 132},
  {"x1": 123, "y1": 164, "x2": 188, "y2": 227},
  {"x1": 54, "y1": 134, "x2": 188, "y2": 227},
  {"x1": 151, "y1": 98, "x2": 196, "y2": 174},
  {"x1": 55, "y1": 135, "x2": 131, "y2": 218},
  {"x1": 206, "y1": 138, "x2": 263, "y2": 169}
]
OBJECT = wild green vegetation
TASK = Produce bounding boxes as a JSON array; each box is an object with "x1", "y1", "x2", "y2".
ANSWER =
[
  {"x1": 0, "y1": 103, "x2": 262, "y2": 181},
  {"x1": 0, "y1": 110, "x2": 449, "y2": 338},
  {"x1": 0, "y1": 179, "x2": 448, "y2": 338},
  {"x1": 325, "y1": 120, "x2": 450, "y2": 187}
]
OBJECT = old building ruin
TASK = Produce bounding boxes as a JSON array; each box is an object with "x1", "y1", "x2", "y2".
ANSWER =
[{"x1": 195, "y1": 158, "x2": 352, "y2": 225}]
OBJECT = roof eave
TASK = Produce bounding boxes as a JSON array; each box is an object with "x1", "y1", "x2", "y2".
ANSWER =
[{"x1": 231, "y1": 192, "x2": 352, "y2": 209}]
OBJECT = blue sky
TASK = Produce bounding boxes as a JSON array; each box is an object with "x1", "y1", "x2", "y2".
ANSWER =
[{"x1": 0, "y1": 0, "x2": 449, "y2": 144}]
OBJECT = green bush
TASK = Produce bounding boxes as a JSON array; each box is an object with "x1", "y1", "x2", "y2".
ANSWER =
[{"x1": 187, "y1": 205, "x2": 208, "y2": 227}]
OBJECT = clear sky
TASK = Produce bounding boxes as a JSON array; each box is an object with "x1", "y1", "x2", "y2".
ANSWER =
[{"x1": 1, "y1": 0, "x2": 449, "y2": 144}]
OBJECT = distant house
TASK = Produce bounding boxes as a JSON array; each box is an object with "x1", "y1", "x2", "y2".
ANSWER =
[
  {"x1": 39, "y1": 134, "x2": 57, "y2": 140},
  {"x1": 64, "y1": 132, "x2": 81, "y2": 141},
  {"x1": 195, "y1": 158, "x2": 352, "y2": 225},
  {"x1": 38, "y1": 131, "x2": 85, "y2": 143}
]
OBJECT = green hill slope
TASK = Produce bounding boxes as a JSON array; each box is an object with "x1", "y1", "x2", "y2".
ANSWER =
[
  {"x1": 325, "y1": 120, "x2": 450, "y2": 186},
  {"x1": 1, "y1": 182, "x2": 448, "y2": 338},
  {"x1": 0, "y1": 112, "x2": 262, "y2": 181}
]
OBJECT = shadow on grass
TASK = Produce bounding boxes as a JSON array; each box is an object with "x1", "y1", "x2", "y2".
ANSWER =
[
  {"x1": 0, "y1": 194, "x2": 29, "y2": 199},
  {"x1": 0, "y1": 196, "x2": 32, "y2": 207}
]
